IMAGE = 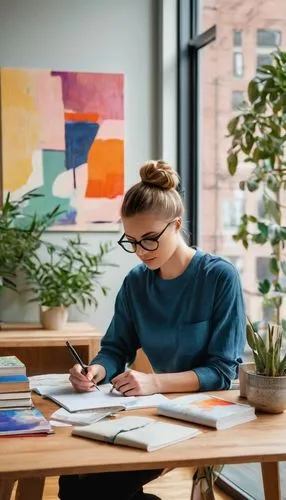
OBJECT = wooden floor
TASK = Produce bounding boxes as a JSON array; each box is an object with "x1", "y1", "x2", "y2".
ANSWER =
[{"x1": 11, "y1": 468, "x2": 231, "y2": 499}]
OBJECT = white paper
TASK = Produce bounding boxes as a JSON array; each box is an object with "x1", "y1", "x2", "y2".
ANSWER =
[
  {"x1": 123, "y1": 393, "x2": 168, "y2": 409},
  {"x1": 29, "y1": 373, "x2": 70, "y2": 388},
  {"x1": 50, "y1": 407, "x2": 114, "y2": 425},
  {"x1": 31, "y1": 377, "x2": 168, "y2": 413}
]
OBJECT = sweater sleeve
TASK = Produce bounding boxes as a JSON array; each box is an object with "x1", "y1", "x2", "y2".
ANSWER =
[
  {"x1": 192, "y1": 263, "x2": 246, "y2": 391},
  {"x1": 90, "y1": 278, "x2": 140, "y2": 382}
]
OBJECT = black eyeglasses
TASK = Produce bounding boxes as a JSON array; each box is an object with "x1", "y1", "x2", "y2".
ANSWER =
[{"x1": 118, "y1": 221, "x2": 173, "y2": 253}]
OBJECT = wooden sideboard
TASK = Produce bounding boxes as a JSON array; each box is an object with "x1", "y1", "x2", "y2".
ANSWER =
[{"x1": 0, "y1": 322, "x2": 103, "y2": 376}]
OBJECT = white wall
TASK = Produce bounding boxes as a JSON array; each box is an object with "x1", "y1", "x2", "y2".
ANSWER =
[{"x1": 0, "y1": 0, "x2": 177, "y2": 333}]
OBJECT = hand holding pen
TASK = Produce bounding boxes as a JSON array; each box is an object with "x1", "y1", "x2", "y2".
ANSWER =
[{"x1": 65, "y1": 341, "x2": 101, "y2": 391}]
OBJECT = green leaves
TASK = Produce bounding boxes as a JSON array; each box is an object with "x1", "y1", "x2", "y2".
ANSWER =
[
  {"x1": 24, "y1": 236, "x2": 115, "y2": 311},
  {"x1": 247, "y1": 320, "x2": 285, "y2": 376},
  {"x1": 248, "y1": 80, "x2": 259, "y2": 103},
  {"x1": 227, "y1": 116, "x2": 240, "y2": 134},
  {"x1": 226, "y1": 50, "x2": 286, "y2": 327},
  {"x1": 227, "y1": 152, "x2": 238, "y2": 175},
  {"x1": 0, "y1": 193, "x2": 61, "y2": 295},
  {"x1": 258, "y1": 279, "x2": 271, "y2": 295}
]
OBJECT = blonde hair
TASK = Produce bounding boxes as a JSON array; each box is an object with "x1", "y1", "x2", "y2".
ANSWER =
[{"x1": 121, "y1": 160, "x2": 184, "y2": 220}]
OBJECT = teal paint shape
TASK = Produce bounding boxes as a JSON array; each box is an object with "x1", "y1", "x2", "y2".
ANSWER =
[{"x1": 20, "y1": 150, "x2": 74, "y2": 227}]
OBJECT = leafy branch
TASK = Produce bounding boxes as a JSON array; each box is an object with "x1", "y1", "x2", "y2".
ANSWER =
[{"x1": 227, "y1": 49, "x2": 286, "y2": 325}]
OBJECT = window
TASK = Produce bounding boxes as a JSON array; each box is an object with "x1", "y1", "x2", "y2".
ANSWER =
[
  {"x1": 256, "y1": 257, "x2": 271, "y2": 282},
  {"x1": 233, "y1": 52, "x2": 243, "y2": 77},
  {"x1": 257, "y1": 29, "x2": 281, "y2": 47},
  {"x1": 257, "y1": 53, "x2": 273, "y2": 69},
  {"x1": 231, "y1": 90, "x2": 245, "y2": 110},
  {"x1": 226, "y1": 256, "x2": 243, "y2": 275},
  {"x1": 223, "y1": 191, "x2": 244, "y2": 231},
  {"x1": 233, "y1": 29, "x2": 242, "y2": 47},
  {"x1": 180, "y1": 1, "x2": 286, "y2": 498},
  {"x1": 257, "y1": 197, "x2": 266, "y2": 219}
]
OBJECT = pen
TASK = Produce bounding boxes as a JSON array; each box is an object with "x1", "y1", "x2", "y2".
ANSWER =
[{"x1": 65, "y1": 340, "x2": 100, "y2": 391}]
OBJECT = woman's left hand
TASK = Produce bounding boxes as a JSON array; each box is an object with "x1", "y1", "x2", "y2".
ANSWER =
[{"x1": 111, "y1": 370, "x2": 158, "y2": 396}]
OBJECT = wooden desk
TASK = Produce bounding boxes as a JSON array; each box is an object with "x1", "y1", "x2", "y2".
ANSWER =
[
  {"x1": 0, "y1": 323, "x2": 103, "y2": 376},
  {"x1": 0, "y1": 391, "x2": 285, "y2": 500}
]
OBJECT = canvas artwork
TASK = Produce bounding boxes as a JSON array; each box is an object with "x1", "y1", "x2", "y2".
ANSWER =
[{"x1": 0, "y1": 68, "x2": 124, "y2": 230}]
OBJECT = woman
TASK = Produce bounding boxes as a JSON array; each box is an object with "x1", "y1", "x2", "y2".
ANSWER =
[{"x1": 59, "y1": 160, "x2": 246, "y2": 500}]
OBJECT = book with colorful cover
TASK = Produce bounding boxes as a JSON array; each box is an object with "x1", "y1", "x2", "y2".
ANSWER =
[
  {"x1": 0, "y1": 374, "x2": 30, "y2": 393},
  {"x1": 0, "y1": 356, "x2": 26, "y2": 375},
  {"x1": 157, "y1": 394, "x2": 256, "y2": 430},
  {"x1": 0, "y1": 408, "x2": 52, "y2": 436}
]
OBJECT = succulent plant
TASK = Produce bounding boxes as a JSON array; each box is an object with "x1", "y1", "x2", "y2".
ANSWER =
[{"x1": 246, "y1": 320, "x2": 286, "y2": 376}]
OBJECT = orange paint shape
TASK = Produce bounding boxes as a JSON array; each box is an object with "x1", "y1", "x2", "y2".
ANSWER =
[
  {"x1": 64, "y1": 112, "x2": 100, "y2": 123},
  {"x1": 86, "y1": 139, "x2": 124, "y2": 198}
]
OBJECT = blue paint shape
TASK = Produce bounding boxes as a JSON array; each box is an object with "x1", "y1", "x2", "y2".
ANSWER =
[
  {"x1": 57, "y1": 208, "x2": 77, "y2": 225},
  {"x1": 65, "y1": 122, "x2": 99, "y2": 180}
]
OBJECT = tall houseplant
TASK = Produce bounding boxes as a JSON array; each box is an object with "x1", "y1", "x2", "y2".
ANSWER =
[
  {"x1": 226, "y1": 49, "x2": 286, "y2": 328},
  {"x1": 23, "y1": 236, "x2": 115, "y2": 330}
]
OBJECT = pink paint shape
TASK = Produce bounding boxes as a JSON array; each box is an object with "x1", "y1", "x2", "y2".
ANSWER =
[
  {"x1": 33, "y1": 70, "x2": 65, "y2": 150},
  {"x1": 51, "y1": 72, "x2": 124, "y2": 120}
]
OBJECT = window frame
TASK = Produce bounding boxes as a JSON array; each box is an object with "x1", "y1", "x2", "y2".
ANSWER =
[
  {"x1": 257, "y1": 28, "x2": 281, "y2": 47},
  {"x1": 177, "y1": 0, "x2": 216, "y2": 244}
]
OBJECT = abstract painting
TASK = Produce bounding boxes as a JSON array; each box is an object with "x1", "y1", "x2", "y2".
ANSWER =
[{"x1": 0, "y1": 68, "x2": 124, "y2": 230}]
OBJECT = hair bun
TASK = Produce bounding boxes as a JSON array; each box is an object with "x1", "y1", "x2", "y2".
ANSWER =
[{"x1": 140, "y1": 160, "x2": 179, "y2": 190}]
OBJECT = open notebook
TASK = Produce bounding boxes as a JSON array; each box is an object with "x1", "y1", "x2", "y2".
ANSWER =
[
  {"x1": 32, "y1": 381, "x2": 168, "y2": 413},
  {"x1": 72, "y1": 415, "x2": 201, "y2": 451}
]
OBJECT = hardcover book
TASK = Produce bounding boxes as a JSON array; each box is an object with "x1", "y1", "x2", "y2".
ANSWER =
[
  {"x1": 72, "y1": 415, "x2": 201, "y2": 451},
  {"x1": 157, "y1": 394, "x2": 256, "y2": 430},
  {"x1": 0, "y1": 356, "x2": 26, "y2": 375}
]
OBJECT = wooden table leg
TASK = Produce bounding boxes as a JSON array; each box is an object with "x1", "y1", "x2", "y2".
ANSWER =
[
  {"x1": 15, "y1": 478, "x2": 45, "y2": 500},
  {"x1": 261, "y1": 462, "x2": 280, "y2": 500},
  {"x1": 0, "y1": 480, "x2": 15, "y2": 500}
]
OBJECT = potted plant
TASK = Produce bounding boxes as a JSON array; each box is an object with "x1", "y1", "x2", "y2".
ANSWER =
[
  {"x1": 245, "y1": 320, "x2": 286, "y2": 413},
  {"x1": 226, "y1": 49, "x2": 286, "y2": 328},
  {"x1": 0, "y1": 192, "x2": 60, "y2": 294},
  {"x1": 23, "y1": 235, "x2": 114, "y2": 330}
]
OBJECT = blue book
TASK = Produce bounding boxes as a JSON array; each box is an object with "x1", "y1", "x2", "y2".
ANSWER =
[
  {"x1": 0, "y1": 375, "x2": 29, "y2": 383},
  {"x1": 0, "y1": 374, "x2": 30, "y2": 393},
  {"x1": 0, "y1": 408, "x2": 52, "y2": 435}
]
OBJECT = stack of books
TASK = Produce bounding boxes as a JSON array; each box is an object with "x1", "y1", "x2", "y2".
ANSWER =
[{"x1": 0, "y1": 356, "x2": 32, "y2": 410}]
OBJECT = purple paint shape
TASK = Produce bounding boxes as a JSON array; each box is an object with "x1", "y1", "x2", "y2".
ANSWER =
[{"x1": 51, "y1": 71, "x2": 123, "y2": 120}]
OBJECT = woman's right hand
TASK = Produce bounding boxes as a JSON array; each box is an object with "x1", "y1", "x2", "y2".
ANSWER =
[{"x1": 69, "y1": 363, "x2": 106, "y2": 392}]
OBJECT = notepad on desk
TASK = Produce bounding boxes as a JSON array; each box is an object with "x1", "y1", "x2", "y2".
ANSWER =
[
  {"x1": 72, "y1": 415, "x2": 201, "y2": 451},
  {"x1": 32, "y1": 382, "x2": 168, "y2": 413},
  {"x1": 157, "y1": 394, "x2": 256, "y2": 430}
]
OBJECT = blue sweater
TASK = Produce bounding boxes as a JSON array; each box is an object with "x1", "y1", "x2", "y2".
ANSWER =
[{"x1": 92, "y1": 249, "x2": 246, "y2": 391}]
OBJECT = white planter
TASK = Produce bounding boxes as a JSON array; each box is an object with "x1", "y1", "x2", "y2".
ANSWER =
[
  {"x1": 246, "y1": 371, "x2": 286, "y2": 414},
  {"x1": 40, "y1": 305, "x2": 68, "y2": 330},
  {"x1": 238, "y1": 362, "x2": 255, "y2": 398}
]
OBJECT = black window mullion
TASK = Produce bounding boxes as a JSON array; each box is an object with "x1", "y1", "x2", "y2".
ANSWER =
[
  {"x1": 177, "y1": 0, "x2": 215, "y2": 246},
  {"x1": 177, "y1": 0, "x2": 196, "y2": 243}
]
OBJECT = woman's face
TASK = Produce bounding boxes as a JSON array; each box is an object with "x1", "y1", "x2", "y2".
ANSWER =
[{"x1": 121, "y1": 212, "x2": 181, "y2": 269}]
